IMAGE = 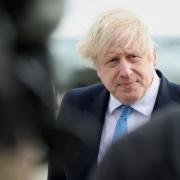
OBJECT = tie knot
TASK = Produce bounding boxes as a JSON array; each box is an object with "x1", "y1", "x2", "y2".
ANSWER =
[{"x1": 120, "y1": 105, "x2": 134, "y2": 118}]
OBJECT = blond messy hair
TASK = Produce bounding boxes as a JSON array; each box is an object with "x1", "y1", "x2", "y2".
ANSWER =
[{"x1": 77, "y1": 8, "x2": 156, "y2": 67}]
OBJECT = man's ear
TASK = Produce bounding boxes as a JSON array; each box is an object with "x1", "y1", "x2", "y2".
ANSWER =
[
  {"x1": 95, "y1": 63, "x2": 101, "y2": 78},
  {"x1": 153, "y1": 48, "x2": 156, "y2": 66},
  {"x1": 96, "y1": 68, "x2": 100, "y2": 78}
]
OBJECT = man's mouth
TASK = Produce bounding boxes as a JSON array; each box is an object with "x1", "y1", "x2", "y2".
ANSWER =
[{"x1": 118, "y1": 81, "x2": 136, "y2": 86}]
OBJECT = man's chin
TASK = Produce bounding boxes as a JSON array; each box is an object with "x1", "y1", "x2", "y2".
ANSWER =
[{"x1": 117, "y1": 93, "x2": 141, "y2": 104}]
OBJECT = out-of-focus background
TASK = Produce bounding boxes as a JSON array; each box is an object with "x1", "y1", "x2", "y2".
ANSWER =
[{"x1": 49, "y1": 0, "x2": 180, "y2": 95}]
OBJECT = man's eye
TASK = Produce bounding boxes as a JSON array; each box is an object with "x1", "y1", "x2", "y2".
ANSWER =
[
  {"x1": 105, "y1": 57, "x2": 119, "y2": 67},
  {"x1": 127, "y1": 55, "x2": 140, "y2": 62},
  {"x1": 127, "y1": 55, "x2": 137, "y2": 59},
  {"x1": 110, "y1": 57, "x2": 119, "y2": 63}
]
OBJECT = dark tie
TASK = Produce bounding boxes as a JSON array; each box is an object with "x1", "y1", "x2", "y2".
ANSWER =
[{"x1": 113, "y1": 105, "x2": 134, "y2": 140}]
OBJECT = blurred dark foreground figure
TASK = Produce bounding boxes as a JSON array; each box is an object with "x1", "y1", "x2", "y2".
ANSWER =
[
  {"x1": 89, "y1": 104, "x2": 180, "y2": 180},
  {"x1": 0, "y1": 0, "x2": 69, "y2": 179}
]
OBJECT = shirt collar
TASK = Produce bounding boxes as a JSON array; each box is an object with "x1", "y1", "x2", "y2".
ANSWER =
[
  {"x1": 108, "y1": 70, "x2": 160, "y2": 116},
  {"x1": 108, "y1": 94, "x2": 122, "y2": 114}
]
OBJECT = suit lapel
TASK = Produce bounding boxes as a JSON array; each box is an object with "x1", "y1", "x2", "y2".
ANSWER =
[
  {"x1": 70, "y1": 85, "x2": 109, "y2": 179},
  {"x1": 83, "y1": 85, "x2": 109, "y2": 159},
  {"x1": 152, "y1": 70, "x2": 172, "y2": 114}
]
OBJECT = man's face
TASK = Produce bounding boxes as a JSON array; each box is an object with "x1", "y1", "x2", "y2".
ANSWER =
[{"x1": 96, "y1": 42, "x2": 156, "y2": 104}]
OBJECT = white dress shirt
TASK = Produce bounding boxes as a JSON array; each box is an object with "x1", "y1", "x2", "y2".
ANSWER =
[{"x1": 98, "y1": 71, "x2": 160, "y2": 163}]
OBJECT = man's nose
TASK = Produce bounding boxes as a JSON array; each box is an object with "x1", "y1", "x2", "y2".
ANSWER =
[{"x1": 118, "y1": 58, "x2": 132, "y2": 77}]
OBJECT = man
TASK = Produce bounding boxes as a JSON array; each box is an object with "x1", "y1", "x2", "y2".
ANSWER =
[
  {"x1": 89, "y1": 105, "x2": 180, "y2": 180},
  {"x1": 48, "y1": 8, "x2": 180, "y2": 180}
]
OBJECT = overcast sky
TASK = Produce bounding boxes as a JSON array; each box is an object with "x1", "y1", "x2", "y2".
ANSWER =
[{"x1": 51, "y1": 0, "x2": 180, "y2": 39}]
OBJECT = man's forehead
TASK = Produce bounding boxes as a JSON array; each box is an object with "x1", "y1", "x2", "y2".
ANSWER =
[
  {"x1": 106, "y1": 46, "x2": 142, "y2": 55},
  {"x1": 107, "y1": 36, "x2": 138, "y2": 49}
]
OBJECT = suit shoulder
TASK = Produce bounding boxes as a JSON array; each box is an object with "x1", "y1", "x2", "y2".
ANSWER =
[
  {"x1": 161, "y1": 76, "x2": 180, "y2": 104},
  {"x1": 62, "y1": 83, "x2": 106, "y2": 103},
  {"x1": 158, "y1": 70, "x2": 180, "y2": 98},
  {"x1": 168, "y1": 81, "x2": 180, "y2": 97}
]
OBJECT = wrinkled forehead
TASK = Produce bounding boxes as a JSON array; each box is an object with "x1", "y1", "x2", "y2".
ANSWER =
[{"x1": 106, "y1": 45, "x2": 143, "y2": 56}]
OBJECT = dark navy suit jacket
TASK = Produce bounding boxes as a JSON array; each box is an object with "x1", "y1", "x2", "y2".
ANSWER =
[
  {"x1": 89, "y1": 105, "x2": 180, "y2": 180},
  {"x1": 48, "y1": 70, "x2": 180, "y2": 180}
]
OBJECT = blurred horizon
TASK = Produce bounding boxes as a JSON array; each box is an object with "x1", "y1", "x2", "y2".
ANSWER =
[{"x1": 49, "y1": 35, "x2": 180, "y2": 92}]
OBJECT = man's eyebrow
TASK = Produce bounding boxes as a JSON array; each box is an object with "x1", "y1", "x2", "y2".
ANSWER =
[{"x1": 125, "y1": 49, "x2": 142, "y2": 55}]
